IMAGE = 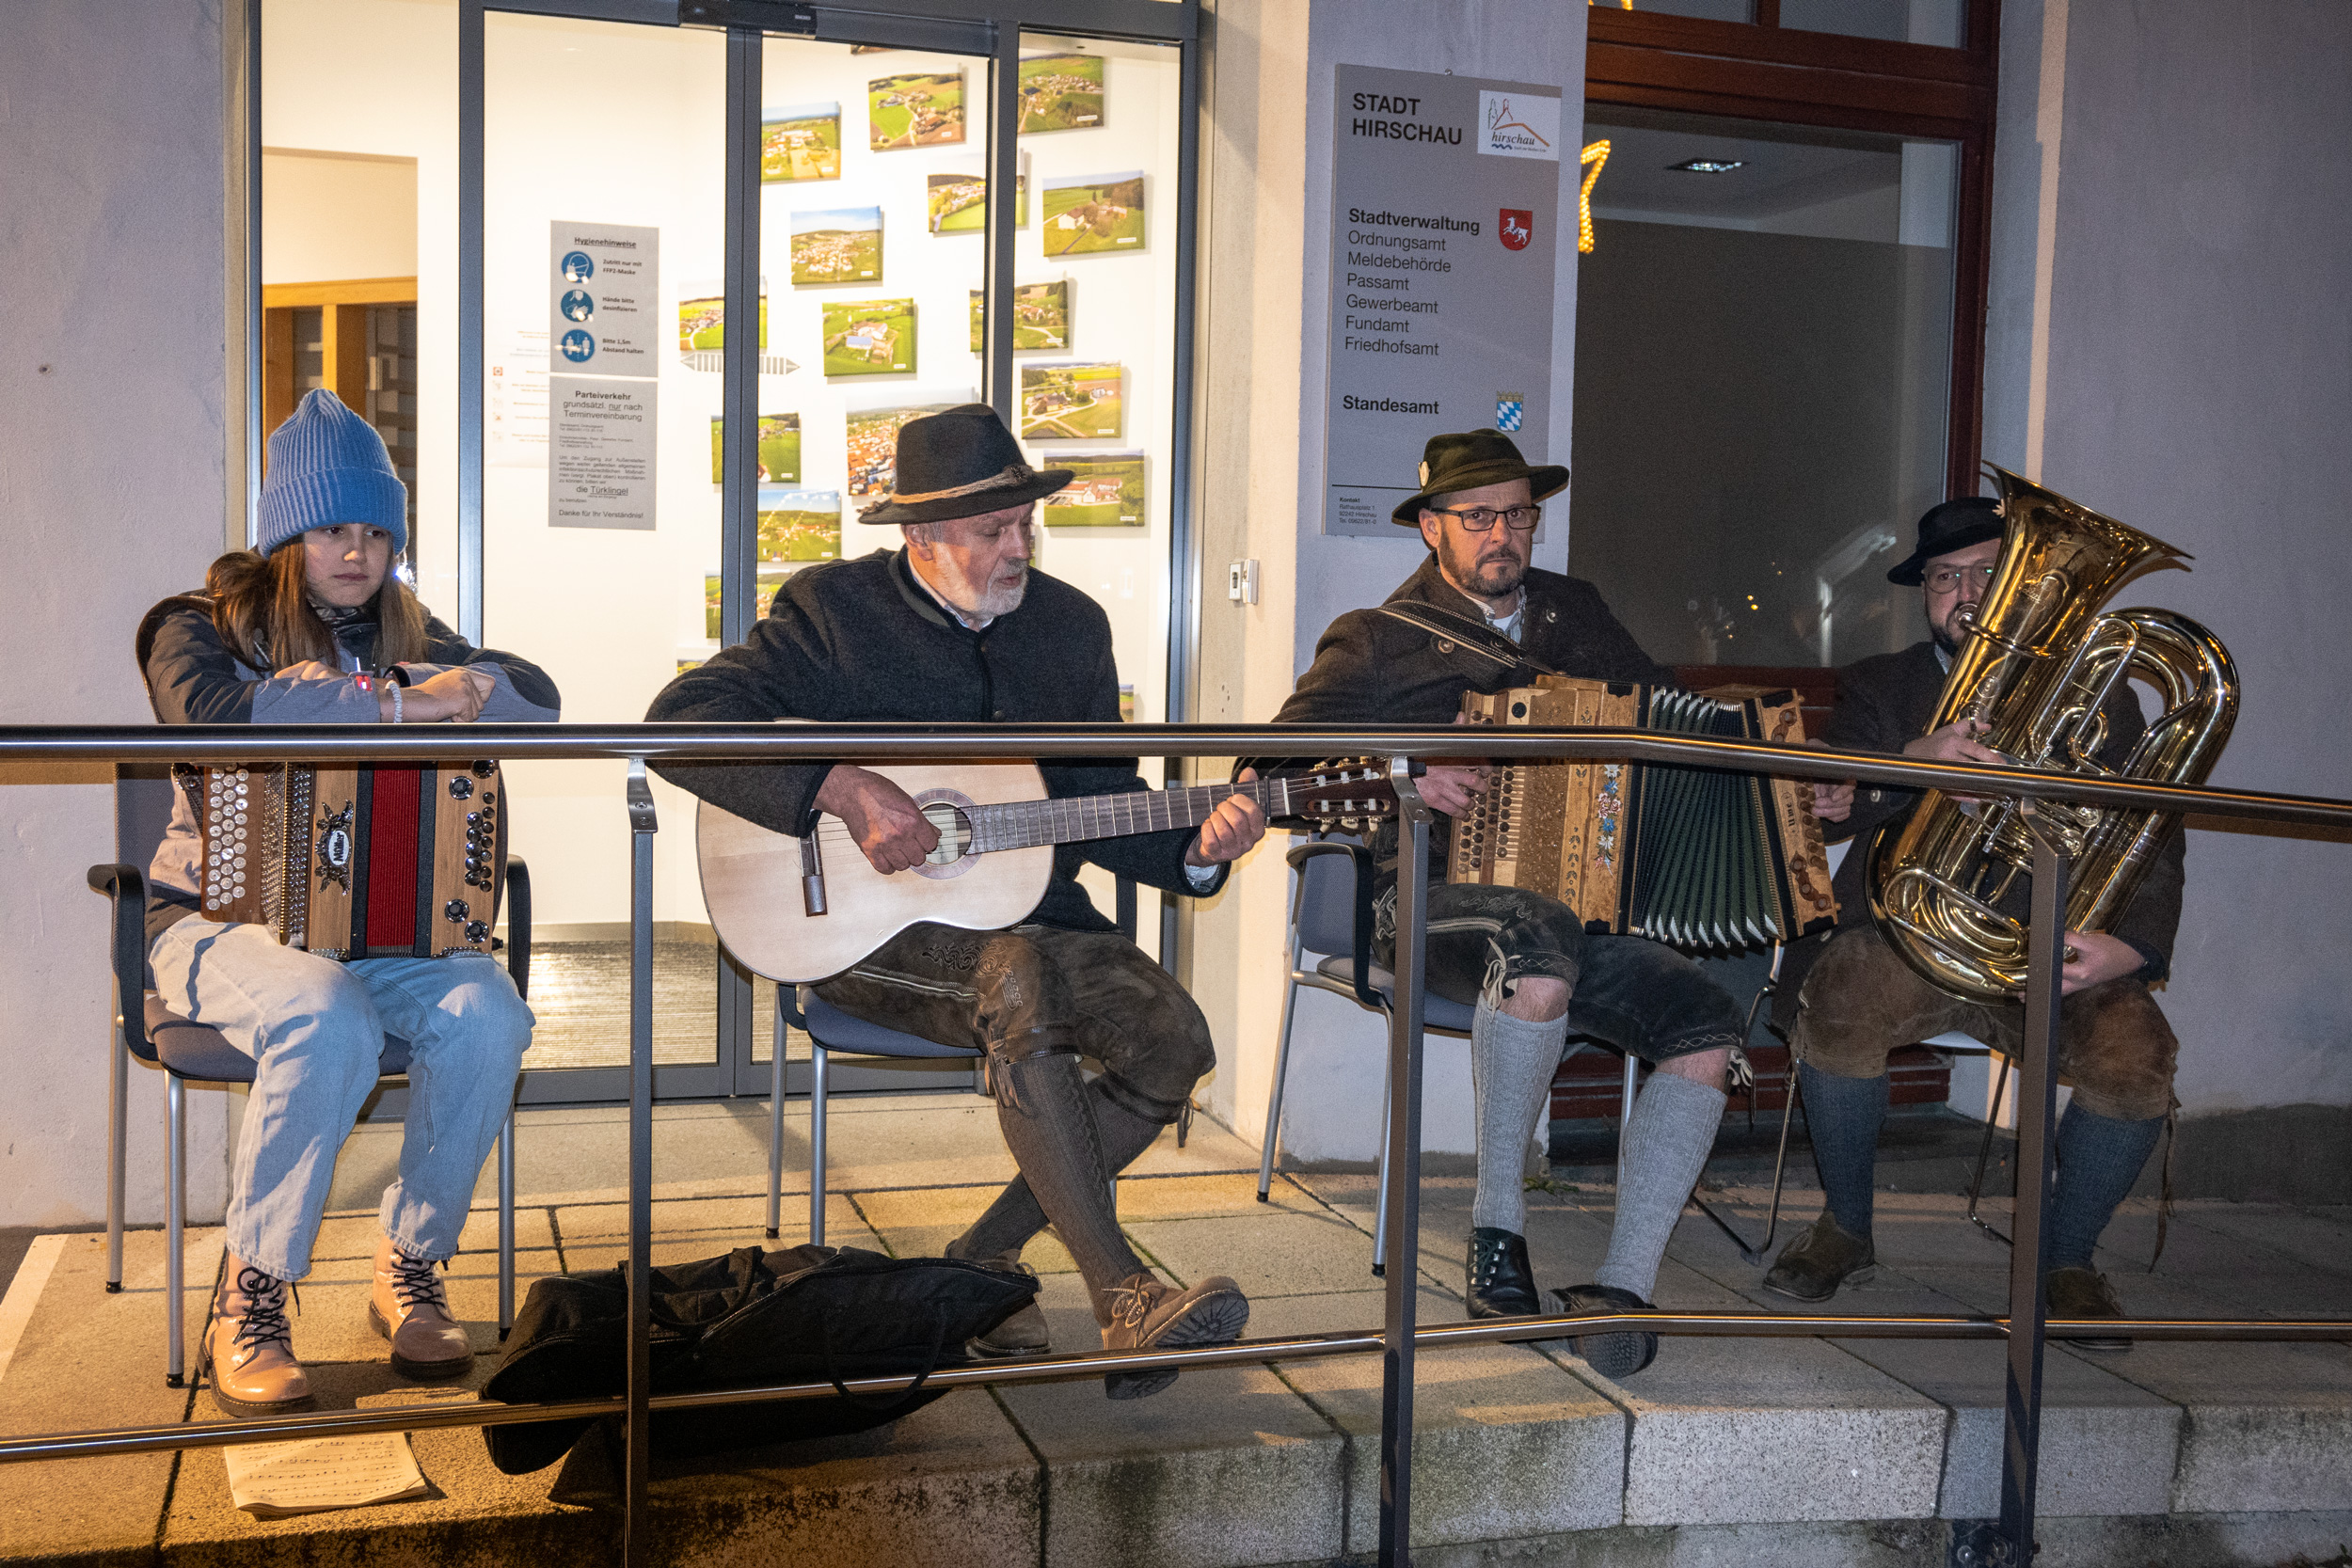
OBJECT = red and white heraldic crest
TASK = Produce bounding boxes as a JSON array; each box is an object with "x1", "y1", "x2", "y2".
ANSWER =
[{"x1": 1498, "y1": 209, "x2": 1534, "y2": 250}]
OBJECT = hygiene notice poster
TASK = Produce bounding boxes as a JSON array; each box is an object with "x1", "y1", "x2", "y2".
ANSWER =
[
  {"x1": 548, "y1": 220, "x2": 660, "y2": 528},
  {"x1": 549, "y1": 221, "x2": 660, "y2": 374},
  {"x1": 1322, "y1": 66, "x2": 1561, "y2": 537}
]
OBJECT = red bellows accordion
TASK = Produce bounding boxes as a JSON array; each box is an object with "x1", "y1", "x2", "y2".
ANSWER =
[{"x1": 190, "y1": 762, "x2": 507, "y2": 959}]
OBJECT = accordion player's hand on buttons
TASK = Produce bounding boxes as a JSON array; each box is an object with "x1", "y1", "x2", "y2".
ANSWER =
[{"x1": 405, "y1": 666, "x2": 495, "y2": 723}]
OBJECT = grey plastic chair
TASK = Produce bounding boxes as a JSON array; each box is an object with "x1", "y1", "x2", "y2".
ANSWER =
[{"x1": 86, "y1": 768, "x2": 526, "y2": 1387}]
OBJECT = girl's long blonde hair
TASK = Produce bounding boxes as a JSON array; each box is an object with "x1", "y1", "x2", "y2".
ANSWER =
[{"x1": 204, "y1": 545, "x2": 430, "y2": 672}]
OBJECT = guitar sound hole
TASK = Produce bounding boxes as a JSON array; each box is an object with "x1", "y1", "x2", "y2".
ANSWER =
[{"x1": 913, "y1": 794, "x2": 981, "y2": 879}]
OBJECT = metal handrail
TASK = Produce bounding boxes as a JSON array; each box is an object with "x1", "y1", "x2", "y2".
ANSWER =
[
  {"x1": 3, "y1": 721, "x2": 2349, "y2": 830},
  {"x1": 3, "y1": 1309, "x2": 2344, "y2": 1465},
  {"x1": 9, "y1": 719, "x2": 2350, "y2": 1568}
]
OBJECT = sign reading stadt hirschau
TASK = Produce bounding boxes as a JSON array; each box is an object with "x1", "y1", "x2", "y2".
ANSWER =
[{"x1": 1324, "y1": 66, "x2": 1561, "y2": 536}]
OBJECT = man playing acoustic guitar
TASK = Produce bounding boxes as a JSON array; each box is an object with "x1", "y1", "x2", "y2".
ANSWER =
[{"x1": 649, "y1": 404, "x2": 1266, "y2": 1401}]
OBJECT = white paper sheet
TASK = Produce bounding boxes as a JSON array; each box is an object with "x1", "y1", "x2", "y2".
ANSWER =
[{"x1": 222, "y1": 1433, "x2": 429, "y2": 1519}]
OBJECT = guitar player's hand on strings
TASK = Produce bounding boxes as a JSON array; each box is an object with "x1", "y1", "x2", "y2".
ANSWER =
[
  {"x1": 1186, "y1": 768, "x2": 1269, "y2": 867},
  {"x1": 818, "y1": 765, "x2": 941, "y2": 874}
]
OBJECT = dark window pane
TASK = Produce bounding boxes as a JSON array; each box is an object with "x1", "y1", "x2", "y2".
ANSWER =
[{"x1": 1778, "y1": 0, "x2": 1965, "y2": 48}]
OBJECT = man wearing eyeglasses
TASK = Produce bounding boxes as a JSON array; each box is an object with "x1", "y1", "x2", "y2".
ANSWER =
[
  {"x1": 1762, "y1": 497, "x2": 2185, "y2": 1348},
  {"x1": 1268, "y1": 429, "x2": 1760, "y2": 1382}
]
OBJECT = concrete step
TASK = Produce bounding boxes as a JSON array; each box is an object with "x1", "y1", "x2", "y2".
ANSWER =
[{"x1": 3, "y1": 1101, "x2": 2348, "y2": 1567}]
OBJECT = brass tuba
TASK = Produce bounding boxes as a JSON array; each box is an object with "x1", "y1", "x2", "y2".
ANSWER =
[{"x1": 1868, "y1": 467, "x2": 2238, "y2": 1004}]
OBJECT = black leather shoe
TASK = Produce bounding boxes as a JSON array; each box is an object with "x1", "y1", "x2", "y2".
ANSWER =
[
  {"x1": 1552, "y1": 1283, "x2": 1660, "y2": 1380},
  {"x1": 1761, "y1": 1213, "x2": 1876, "y2": 1303},
  {"x1": 1466, "y1": 1227, "x2": 1539, "y2": 1318},
  {"x1": 2047, "y1": 1265, "x2": 2130, "y2": 1353}
]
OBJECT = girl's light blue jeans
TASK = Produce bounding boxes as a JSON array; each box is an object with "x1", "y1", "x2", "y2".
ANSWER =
[{"x1": 149, "y1": 916, "x2": 535, "y2": 1281}]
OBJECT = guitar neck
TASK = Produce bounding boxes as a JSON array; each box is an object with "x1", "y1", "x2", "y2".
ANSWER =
[{"x1": 968, "y1": 774, "x2": 1298, "y2": 855}]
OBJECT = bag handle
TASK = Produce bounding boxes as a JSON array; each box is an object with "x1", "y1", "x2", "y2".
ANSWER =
[{"x1": 818, "y1": 1304, "x2": 949, "y2": 1416}]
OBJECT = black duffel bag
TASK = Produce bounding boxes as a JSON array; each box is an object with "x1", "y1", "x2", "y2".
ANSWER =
[{"x1": 480, "y1": 1243, "x2": 1039, "y2": 1474}]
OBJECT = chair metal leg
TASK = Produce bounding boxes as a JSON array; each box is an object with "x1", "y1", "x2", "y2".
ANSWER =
[
  {"x1": 106, "y1": 1022, "x2": 127, "y2": 1294},
  {"x1": 1258, "y1": 959, "x2": 1308, "y2": 1203},
  {"x1": 767, "y1": 993, "x2": 787, "y2": 1241},
  {"x1": 497, "y1": 1103, "x2": 516, "y2": 1338},
  {"x1": 808, "y1": 1043, "x2": 829, "y2": 1247},
  {"x1": 1616, "y1": 1053, "x2": 1640, "y2": 1194},
  {"x1": 1370, "y1": 1068, "x2": 1393, "y2": 1276},
  {"x1": 166, "y1": 1075, "x2": 186, "y2": 1388},
  {"x1": 1967, "y1": 1054, "x2": 2015, "y2": 1246}
]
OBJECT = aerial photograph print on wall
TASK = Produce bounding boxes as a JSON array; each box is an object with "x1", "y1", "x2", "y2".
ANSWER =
[
  {"x1": 761, "y1": 102, "x2": 841, "y2": 182},
  {"x1": 822, "y1": 299, "x2": 916, "y2": 376},
  {"x1": 678, "y1": 281, "x2": 769, "y2": 356},
  {"x1": 845, "y1": 398, "x2": 966, "y2": 498},
  {"x1": 1017, "y1": 53, "x2": 1104, "y2": 134},
  {"x1": 709, "y1": 414, "x2": 802, "y2": 484},
  {"x1": 1041, "y1": 172, "x2": 1144, "y2": 257},
  {"x1": 1042, "y1": 451, "x2": 1145, "y2": 526},
  {"x1": 791, "y1": 207, "x2": 883, "y2": 285},
  {"x1": 1021, "y1": 361, "x2": 1122, "y2": 439},
  {"x1": 928, "y1": 160, "x2": 1028, "y2": 235},
  {"x1": 758, "y1": 487, "x2": 843, "y2": 563},
  {"x1": 868, "y1": 71, "x2": 965, "y2": 150},
  {"x1": 969, "y1": 279, "x2": 1070, "y2": 352}
]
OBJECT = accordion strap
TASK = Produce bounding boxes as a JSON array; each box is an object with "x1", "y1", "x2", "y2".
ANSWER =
[{"x1": 1374, "y1": 602, "x2": 1565, "y2": 682}]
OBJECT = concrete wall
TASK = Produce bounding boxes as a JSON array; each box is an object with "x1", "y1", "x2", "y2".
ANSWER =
[
  {"x1": 0, "y1": 1, "x2": 236, "y2": 1225},
  {"x1": 1981, "y1": 0, "x2": 2352, "y2": 1195},
  {"x1": 1188, "y1": 0, "x2": 1589, "y2": 1167}
]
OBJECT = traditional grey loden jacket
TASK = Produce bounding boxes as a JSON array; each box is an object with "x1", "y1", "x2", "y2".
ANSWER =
[
  {"x1": 136, "y1": 593, "x2": 562, "y2": 950},
  {"x1": 644, "y1": 547, "x2": 1216, "y2": 934},
  {"x1": 1266, "y1": 553, "x2": 1675, "y2": 891},
  {"x1": 1772, "y1": 638, "x2": 2186, "y2": 1026}
]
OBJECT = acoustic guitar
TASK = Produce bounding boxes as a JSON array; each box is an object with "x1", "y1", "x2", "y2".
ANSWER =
[{"x1": 698, "y1": 760, "x2": 1395, "y2": 983}]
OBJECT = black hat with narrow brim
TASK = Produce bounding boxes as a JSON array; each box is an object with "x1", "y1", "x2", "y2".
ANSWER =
[
  {"x1": 1886, "y1": 496, "x2": 2004, "y2": 585},
  {"x1": 855, "y1": 404, "x2": 1074, "y2": 527},
  {"x1": 1390, "y1": 428, "x2": 1569, "y2": 525}
]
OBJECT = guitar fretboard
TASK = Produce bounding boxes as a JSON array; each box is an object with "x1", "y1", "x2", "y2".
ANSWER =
[{"x1": 966, "y1": 775, "x2": 1298, "y2": 855}]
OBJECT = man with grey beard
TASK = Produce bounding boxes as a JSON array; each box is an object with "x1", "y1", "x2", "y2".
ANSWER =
[
  {"x1": 649, "y1": 404, "x2": 1266, "y2": 1400},
  {"x1": 1270, "y1": 429, "x2": 1826, "y2": 1380}
]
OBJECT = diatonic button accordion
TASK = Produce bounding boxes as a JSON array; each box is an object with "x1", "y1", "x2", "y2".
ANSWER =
[
  {"x1": 1449, "y1": 677, "x2": 1837, "y2": 951},
  {"x1": 189, "y1": 762, "x2": 506, "y2": 959}
]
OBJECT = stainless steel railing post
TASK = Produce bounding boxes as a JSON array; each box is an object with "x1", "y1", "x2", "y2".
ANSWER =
[
  {"x1": 1378, "y1": 758, "x2": 1434, "y2": 1567},
  {"x1": 624, "y1": 761, "x2": 658, "y2": 1568}
]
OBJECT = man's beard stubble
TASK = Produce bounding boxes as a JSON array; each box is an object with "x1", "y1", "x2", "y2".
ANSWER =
[
  {"x1": 937, "y1": 556, "x2": 1029, "y2": 622},
  {"x1": 1931, "y1": 598, "x2": 1979, "y2": 657},
  {"x1": 1439, "y1": 532, "x2": 1527, "y2": 601}
]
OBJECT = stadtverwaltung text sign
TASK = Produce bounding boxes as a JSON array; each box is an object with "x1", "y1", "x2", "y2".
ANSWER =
[{"x1": 1323, "y1": 66, "x2": 1562, "y2": 537}]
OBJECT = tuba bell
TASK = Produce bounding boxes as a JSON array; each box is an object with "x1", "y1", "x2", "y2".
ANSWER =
[{"x1": 1867, "y1": 467, "x2": 2239, "y2": 1005}]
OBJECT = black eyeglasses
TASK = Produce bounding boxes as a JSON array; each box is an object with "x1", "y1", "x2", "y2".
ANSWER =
[
  {"x1": 1430, "y1": 503, "x2": 1541, "y2": 533},
  {"x1": 1924, "y1": 562, "x2": 1998, "y2": 594}
]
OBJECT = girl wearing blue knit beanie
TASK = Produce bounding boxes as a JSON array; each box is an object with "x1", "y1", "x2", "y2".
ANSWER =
[{"x1": 133, "y1": 389, "x2": 563, "y2": 1418}]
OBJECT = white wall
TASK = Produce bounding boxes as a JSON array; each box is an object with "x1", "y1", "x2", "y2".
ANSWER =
[
  {"x1": 1189, "y1": 0, "x2": 1589, "y2": 1166},
  {"x1": 261, "y1": 149, "x2": 420, "y2": 283},
  {"x1": 0, "y1": 1, "x2": 235, "y2": 1225},
  {"x1": 1981, "y1": 0, "x2": 2352, "y2": 1119}
]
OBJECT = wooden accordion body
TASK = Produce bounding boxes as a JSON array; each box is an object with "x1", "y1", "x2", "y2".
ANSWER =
[
  {"x1": 1449, "y1": 677, "x2": 1836, "y2": 951},
  {"x1": 190, "y1": 762, "x2": 506, "y2": 959}
]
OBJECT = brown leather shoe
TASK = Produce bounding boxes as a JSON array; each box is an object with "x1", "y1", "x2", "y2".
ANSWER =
[
  {"x1": 202, "y1": 1259, "x2": 313, "y2": 1418},
  {"x1": 1761, "y1": 1213, "x2": 1876, "y2": 1303},
  {"x1": 959, "y1": 1251, "x2": 1051, "y2": 1359},
  {"x1": 2047, "y1": 1265, "x2": 2131, "y2": 1353},
  {"x1": 1098, "y1": 1272, "x2": 1250, "y2": 1401},
  {"x1": 369, "y1": 1236, "x2": 473, "y2": 1380}
]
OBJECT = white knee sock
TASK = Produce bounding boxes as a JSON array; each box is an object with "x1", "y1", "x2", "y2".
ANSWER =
[
  {"x1": 1470, "y1": 1002, "x2": 1570, "y2": 1233},
  {"x1": 1595, "y1": 1071, "x2": 1727, "y2": 1300}
]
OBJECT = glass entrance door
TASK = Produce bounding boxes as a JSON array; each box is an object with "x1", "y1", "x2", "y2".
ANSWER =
[{"x1": 258, "y1": 0, "x2": 1198, "y2": 1105}]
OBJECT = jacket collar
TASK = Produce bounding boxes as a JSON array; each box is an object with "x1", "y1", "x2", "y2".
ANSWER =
[{"x1": 888, "y1": 547, "x2": 957, "y2": 631}]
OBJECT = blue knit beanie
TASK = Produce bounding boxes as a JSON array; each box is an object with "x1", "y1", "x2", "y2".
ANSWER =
[{"x1": 256, "y1": 388, "x2": 408, "y2": 556}]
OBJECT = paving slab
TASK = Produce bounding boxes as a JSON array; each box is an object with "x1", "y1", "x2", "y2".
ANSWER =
[
  {"x1": 1270, "y1": 1289, "x2": 1628, "y2": 1551},
  {"x1": 0, "y1": 1229, "x2": 215, "y2": 1565},
  {"x1": 848, "y1": 1183, "x2": 1078, "y2": 1273},
  {"x1": 550, "y1": 1193, "x2": 882, "y2": 1268},
  {"x1": 312, "y1": 1203, "x2": 558, "y2": 1261},
  {"x1": 550, "y1": 1382, "x2": 1042, "y2": 1568},
  {"x1": 2098, "y1": 1197, "x2": 2352, "y2": 1285},
  {"x1": 995, "y1": 1362, "x2": 1343, "y2": 1568}
]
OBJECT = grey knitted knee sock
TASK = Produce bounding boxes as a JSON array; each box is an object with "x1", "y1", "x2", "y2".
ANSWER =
[
  {"x1": 1470, "y1": 1003, "x2": 1570, "y2": 1233},
  {"x1": 1594, "y1": 1071, "x2": 1727, "y2": 1300},
  {"x1": 988, "y1": 1053, "x2": 1150, "y2": 1322}
]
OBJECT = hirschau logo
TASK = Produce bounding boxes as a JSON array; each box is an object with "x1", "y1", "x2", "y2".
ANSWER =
[
  {"x1": 1478, "y1": 91, "x2": 1561, "y2": 161},
  {"x1": 1499, "y1": 210, "x2": 1534, "y2": 251}
]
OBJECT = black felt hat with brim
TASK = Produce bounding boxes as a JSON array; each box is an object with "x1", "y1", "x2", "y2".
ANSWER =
[
  {"x1": 1886, "y1": 496, "x2": 2005, "y2": 585},
  {"x1": 855, "y1": 404, "x2": 1074, "y2": 527},
  {"x1": 1391, "y1": 429, "x2": 1570, "y2": 525}
]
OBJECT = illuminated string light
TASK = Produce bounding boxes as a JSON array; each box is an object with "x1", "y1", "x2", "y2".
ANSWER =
[{"x1": 1578, "y1": 140, "x2": 1611, "y2": 254}]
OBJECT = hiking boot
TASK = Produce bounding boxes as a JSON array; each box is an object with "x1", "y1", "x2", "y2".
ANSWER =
[
  {"x1": 1466, "y1": 1227, "x2": 1540, "y2": 1319},
  {"x1": 962, "y1": 1252, "x2": 1051, "y2": 1360},
  {"x1": 369, "y1": 1235, "x2": 473, "y2": 1380},
  {"x1": 2048, "y1": 1265, "x2": 2131, "y2": 1353},
  {"x1": 201, "y1": 1259, "x2": 312, "y2": 1419},
  {"x1": 1762, "y1": 1213, "x2": 1876, "y2": 1303},
  {"x1": 1098, "y1": 1272, "x2": 1250, "y2": 1401},
  {"x1": 1552, "y1": 1283, "x2": 1661, "y2": 1380}
]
